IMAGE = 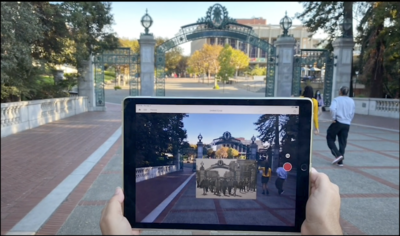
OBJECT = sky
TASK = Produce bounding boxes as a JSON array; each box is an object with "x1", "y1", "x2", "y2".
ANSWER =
[
  {"x1": 110, "y1": 2, "x2": 327, "y2": 56},
  {"x1": 182, "y1": 113, "x2": 262, "y2": 145}
]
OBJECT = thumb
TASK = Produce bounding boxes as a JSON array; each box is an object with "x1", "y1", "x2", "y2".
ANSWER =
[
  {"x1": 106, "y1": 187, "x2": 124, "y2": 216},
  {"x1": 114, "y1": 187, "x2": 124, "y2": 203}
]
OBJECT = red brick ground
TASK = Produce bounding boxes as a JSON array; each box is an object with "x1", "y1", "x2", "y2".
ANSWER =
[
  {"x1": 36, "y1": 137, "x2": 122, "y2": 235},
  {"x1": 1, "y1": 103, "x2": 121, "y2": 234}
]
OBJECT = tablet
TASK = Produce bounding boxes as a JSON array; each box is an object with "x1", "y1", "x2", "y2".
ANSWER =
[{"x1": 123, "y1": 97, "x2": 313, "y2": 233}]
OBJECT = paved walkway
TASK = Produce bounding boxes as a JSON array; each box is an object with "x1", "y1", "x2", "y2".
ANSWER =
[
  {"x1": 1, "y1": 87, "x2": 399, "y2": 235},
  {"x1": 1, "y1": 103, "x2": 122, "y2": 235}
]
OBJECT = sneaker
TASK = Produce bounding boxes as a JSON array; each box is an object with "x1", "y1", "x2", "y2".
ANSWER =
[
  {"x1": 332, "y1": 156, "x2": 344, "y2": 164},
  {"x1": 262, "y1": 191, "x2": 265, "y2": 195},
  {"x1": 337, "y1": 163, "x2": 344, "y2": 167},
  {"x1": 280, "y1": 191, "x2": 284, "y2": 195},
  {"x1": 266, "y1": 190, "x2": 269, "y2": 195}
]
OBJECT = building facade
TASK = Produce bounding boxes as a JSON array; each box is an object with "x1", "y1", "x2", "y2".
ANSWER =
[{"x1": 190, "y1": 17, "x2": 323, "y2": 67}]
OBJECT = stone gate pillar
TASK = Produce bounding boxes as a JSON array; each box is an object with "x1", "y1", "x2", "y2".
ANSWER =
[
  {"x1": 332, "y1": 38, "x2": 354, "y2": 104},
  {"x1": 274, "y1": 36, "x2": 296, "y2": 97},
  {"x1": 197, "y1": 142, "x2": 203, "y2": 159},
  {"x1": 139, "y1": 34, "x2": 156, "y2": 96},
  {"x1": 78, "y1": 56, "x2": 100, "y2": 111}
]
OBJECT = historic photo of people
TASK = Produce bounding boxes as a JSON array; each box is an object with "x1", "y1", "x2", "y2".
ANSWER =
[{"x1": 196, "y1": 159, "x2": 258, "y2": 199}]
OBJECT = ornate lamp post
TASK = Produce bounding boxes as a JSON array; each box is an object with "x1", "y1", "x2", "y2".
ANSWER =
[
  {"x1": 354, "y1": 71, "x2": 359, "y2": 97},
  {"x1": 141, "y1": 9, "x2": 153, "y2": 35},
  {"x1": 198, "y1": 133, "x2": 203, "y2": 142},
  {"x1": 279, "y1": 11, "x2": 292, "y2": 37},
  {"x1": 341, "y1": 17, "x2": 352, "y2": 38}
]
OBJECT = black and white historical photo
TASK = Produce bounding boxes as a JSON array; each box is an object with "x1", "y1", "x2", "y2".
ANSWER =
[{"x1": 196, "y1": 159, "x2": 258, "y2": 199}]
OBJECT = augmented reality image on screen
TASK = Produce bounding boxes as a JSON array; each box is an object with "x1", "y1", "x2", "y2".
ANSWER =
[{"x1": 132, "y1": 105, "x2": 299, "y2": 226}]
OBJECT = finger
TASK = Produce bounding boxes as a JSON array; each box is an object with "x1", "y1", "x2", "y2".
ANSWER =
[
  {"x1": 104, "y1": 187, "x2": 125, "y2": 216},
  {"x1": 132, "y1": 229, "x2": 142, "y2": 235},
  {"x1": 313, "y1": 172, "x2": 331, "y2": 190},
  {"x1": 309, "y1": 167, "x2": 318, "y2": 183}
]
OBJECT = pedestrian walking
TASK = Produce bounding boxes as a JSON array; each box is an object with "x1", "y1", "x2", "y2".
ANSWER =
[
  {"x1": 258, "y1": 160, "x2": 271, "y2": 195},
  {"x1": 275, "y1": 166, "x2": 288, "y2": 195},
  {"x1": 314, "y1": 90, "x2": 324, "y2": 116},
  {"x1": 327, "y1": 86, "x2": 355, "y2": 166},
  {"x1": 301, "y1": 86, "x2": 320, "y2": 135}
]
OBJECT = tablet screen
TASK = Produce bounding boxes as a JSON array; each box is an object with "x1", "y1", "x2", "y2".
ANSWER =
[{"x1": 123, "y1": 99, "x2": 311, "y2": 232}]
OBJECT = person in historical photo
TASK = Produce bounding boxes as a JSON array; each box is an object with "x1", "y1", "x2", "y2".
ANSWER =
[{"x1": 196, "y1": 159, "x2": 258, "y2": 199}]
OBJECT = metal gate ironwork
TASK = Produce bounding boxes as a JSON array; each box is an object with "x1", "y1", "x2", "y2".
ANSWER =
[
  {"x1": 154, "y1": 4, "x2": 276, "y2": 97},
  {"x1": 292, "y1": 49, "x2": 334, "y2": 106},
  {"x1": 93, "y1": 48, "x2": 140, "y2": 106}
]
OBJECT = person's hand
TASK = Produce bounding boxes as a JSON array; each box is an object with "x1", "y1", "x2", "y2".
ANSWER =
[
  {"x1": 332, "y1": 120, "x2": 336, "y2": 123},
  {"x1": 301, "y1": 168, "x2": 342, "y2": 235},
  {"x1": 100, "y1": 187, "x2": 141, "y2": 235},
  {"x1": 314, "y1": 129, "x2": 320, "y2": 135}
]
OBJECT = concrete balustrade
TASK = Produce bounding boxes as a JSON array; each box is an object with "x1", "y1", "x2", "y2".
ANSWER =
[
  {"x1": 353, "y1": 98, "x2": 399, "y2": 119},
  {"x1": 1, "y1": 96, "x2": 88, "y2": 138},
  {"x1": 136, "y1": 165, "x2": 177, "y2": 183}
]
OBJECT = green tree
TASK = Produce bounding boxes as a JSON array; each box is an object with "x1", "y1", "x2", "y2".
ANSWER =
[
  {"x1": 254, "y1": 115, "x2": 299, "y2": 166},
  {"x1": 357, "y1": 2, "x2": 399, "y2": 97},
  {"x1": 119, "y1": 37, "x2": 140, "y2": 54},
  {"x1": 250, "y1": 64, "x2": 266, "y2": 76},
  {"x1": 216, "y1": 147, "x2": 229, "y2": 159},
  {"x1": 1, "y1": 2, "x2": 45, "y2": 101},
  {"x1": 176, "y1": 56, "x2": 189, "y2": 77},
  {"x1": 187, "y1": 51, "x2": 205, "y2": 78},
  {"x1": 296, "y1": 2, "x2": 399, "y2": 97},
  {"x1": 227, "y1": 148, "x2": 240, "y2": 158},
  {"x1": 207, "y1": 149, "x2": 216, "y2": 158},
  {"x1": 230, "y1": 48, "x2": 250, "y2": 77},
  {"x1": 59, "y1": 2, "x2": 120, "y2": 69},
  {"x1": 154, "y1": 37, "x2": 184, "y2": 75},
  {"x1": 217, "y1": 44, "x2": 235, "y2": 85},
  {"x1": 296, "y1": 2, "x2": 354, "y2": 51},
  {"x1": 134, "y1": 113, "x2": 189, "y2": 167}
]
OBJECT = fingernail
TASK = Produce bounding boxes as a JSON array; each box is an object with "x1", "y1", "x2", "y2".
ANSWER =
[{"x1": 115, "y1": 187, "x2": 121, "y2": 195}]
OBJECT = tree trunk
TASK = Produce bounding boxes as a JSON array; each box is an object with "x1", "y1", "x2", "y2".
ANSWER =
[
  {"x1": 273, "y1": 115, "x2": 280, "y2": 171},
  {"x1": 369, "y1": 24, "x2": 385, "y2": 98}
]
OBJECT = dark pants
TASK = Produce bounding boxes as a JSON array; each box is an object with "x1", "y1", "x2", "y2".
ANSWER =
[
  {"x1": 275, "y1": 178, "x2": 285, "y2": 194},
  {"x1": 326, "y1": 121, "x2": 350, "y2": 164}
]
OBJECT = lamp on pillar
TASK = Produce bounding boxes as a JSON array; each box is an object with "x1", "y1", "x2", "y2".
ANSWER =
[
  {"x1": 141, "y1": 9, "x2": 153, "y2": 35},
  {"x1": 341, "y1": 17, "x2": 352, "y2": 38},
  {"x1": 354, "y1": 70, "x2": 359, "y2": 97},
  {"x1": 279, "y1": 11, "x2": 292, "y2": 37}
]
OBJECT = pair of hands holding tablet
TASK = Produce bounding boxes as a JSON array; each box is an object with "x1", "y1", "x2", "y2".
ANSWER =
[
  {"x1": 100, "y1": 97, "x2": 342, "y2": 235},
  {"x1": 100, "y1": 167, "x2": 343, "y2": 235}
]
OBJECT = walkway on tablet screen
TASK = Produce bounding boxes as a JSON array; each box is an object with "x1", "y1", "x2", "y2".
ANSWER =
[{"x1": 1, "y1": 85, "x2": 398, "y2": 235}]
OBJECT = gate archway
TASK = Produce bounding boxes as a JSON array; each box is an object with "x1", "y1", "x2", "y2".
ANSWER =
[
  {"x1": 93, "y1": 48, "x2": 140, "y2": 107},
  {"x1": 292, "y1": 49, "x2": 334, "y2": 107},
  {"x1": 155, "y1": 4, "x2": 277, "y2": 97}
]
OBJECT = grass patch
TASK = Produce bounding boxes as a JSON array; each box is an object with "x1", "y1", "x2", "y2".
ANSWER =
[
  {"x1": 38, "y1": 75, "x2": 54, "y2": 85},
  {"x1": 105, "y1": 75, "x2": 115, "y2": 82},
  {"x1": 104, "y1": 70, "x2": 116, "y2": 77}
]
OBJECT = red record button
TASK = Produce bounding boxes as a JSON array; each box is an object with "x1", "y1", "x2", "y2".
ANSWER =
[{"x1": 283, "y1": 162, "x2": 292, "y2": 172}]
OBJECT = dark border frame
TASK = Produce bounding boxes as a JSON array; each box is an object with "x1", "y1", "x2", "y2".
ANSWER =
[{"x1": 123, "y1": 97, "x2": 312, "y2": 233}]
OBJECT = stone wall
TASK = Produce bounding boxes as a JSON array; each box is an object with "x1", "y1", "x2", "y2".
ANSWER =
[
  {"x1": 353, "y1": 98, "x2": 399, "y2": 119},
  {"x1": 1, "y1": 96, "x2": 88, "y2": 138}
]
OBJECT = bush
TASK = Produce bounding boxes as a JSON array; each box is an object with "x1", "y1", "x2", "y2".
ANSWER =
[
  {"x1": 114, "y1": 85, "x2": 122, "y2": 90},
  {"x1": 104, "y1": 70, "x2": 116, "y2": 77},
  {"x1": 250, "y1": 65, "x2": 267, "y2": 76}
]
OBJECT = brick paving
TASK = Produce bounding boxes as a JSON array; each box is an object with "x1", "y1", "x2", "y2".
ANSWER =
[
  {"x1": 1, "y1": 84, "x2": 399, "y2": 235},
  {"x1": 0, "y1": 103, "x2": 121, "y2": 234}
]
